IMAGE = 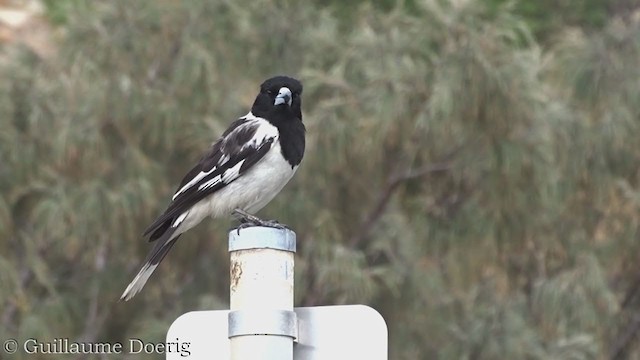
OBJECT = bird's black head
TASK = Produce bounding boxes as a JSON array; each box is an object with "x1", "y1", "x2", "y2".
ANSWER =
[{"x1": 251, "y1": 76, "x2": 303, "y2": 122}]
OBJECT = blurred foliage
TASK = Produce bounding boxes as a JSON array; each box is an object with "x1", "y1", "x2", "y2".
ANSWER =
[
  {"x1": 487, "y1": 0, "x2": 610, "y2": 41},
  {"x1": 2, "y1": 0, "x2": 640, "y2": 359},
  {"x1": 40, "y1": 0, "x2": 89, "y2": 25}
]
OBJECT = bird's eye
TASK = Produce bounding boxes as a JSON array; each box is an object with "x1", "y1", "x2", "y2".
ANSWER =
[{"x1": 266, "y1": 89, "x2": 274, "y2": 95}]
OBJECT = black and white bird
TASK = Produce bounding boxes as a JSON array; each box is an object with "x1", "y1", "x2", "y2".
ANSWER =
[{"x1": 120, "y1": 76, "x2": 305, "y2": 301}]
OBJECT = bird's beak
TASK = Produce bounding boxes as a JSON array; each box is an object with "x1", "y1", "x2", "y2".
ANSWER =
[{"x1": 274, "y1": 87, "x2": 292, "y2": 107}]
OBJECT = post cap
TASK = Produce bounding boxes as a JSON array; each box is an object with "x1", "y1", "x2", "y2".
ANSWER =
[{"x1": 228, "y1": 226, "x2": 296, "y2": 252}]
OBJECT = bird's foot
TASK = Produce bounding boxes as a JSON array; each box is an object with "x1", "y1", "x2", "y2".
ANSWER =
[{"x1": 232, "y1": 209, "x2": 289, "y2": 234}]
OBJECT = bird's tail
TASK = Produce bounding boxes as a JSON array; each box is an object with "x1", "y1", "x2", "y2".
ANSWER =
[{"x1": 120, "y1": 231, "x2": 181, "y2": 301}]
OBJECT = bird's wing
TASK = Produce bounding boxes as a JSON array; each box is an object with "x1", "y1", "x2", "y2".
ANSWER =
[{"x1": 143, "y1": 116, "x2": 277, "y2": 239}]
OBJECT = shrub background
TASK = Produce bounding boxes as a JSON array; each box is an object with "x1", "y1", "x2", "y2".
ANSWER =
[{"x1": 1, "y1": 0, "x2": 640, "y2": 358}]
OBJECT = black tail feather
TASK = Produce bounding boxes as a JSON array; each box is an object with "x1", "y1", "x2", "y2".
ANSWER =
[{"x1": 120, "y1": 227, "x2": 180, "y2": 301}]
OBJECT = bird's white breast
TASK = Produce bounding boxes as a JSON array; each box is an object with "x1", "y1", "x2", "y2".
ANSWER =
[{"x1": 207, "y1": 140, "x2": 298, "y2": 216}]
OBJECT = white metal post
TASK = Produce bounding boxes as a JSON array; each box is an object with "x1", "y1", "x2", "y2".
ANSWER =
[{"x1": 228, "y1": 226, "x2": 297, "y2": 360}]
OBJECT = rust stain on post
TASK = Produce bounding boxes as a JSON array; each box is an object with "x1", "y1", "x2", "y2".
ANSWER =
[{"x1": 230, "y1": 259, "x2": 243, "y2": 292}]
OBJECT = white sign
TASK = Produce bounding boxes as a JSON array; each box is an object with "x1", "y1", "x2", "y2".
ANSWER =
[{"x1": 166, "y1": 305, "x2": 388, "y2": 360}]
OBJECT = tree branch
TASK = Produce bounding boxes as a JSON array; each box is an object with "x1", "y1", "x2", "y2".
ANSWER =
[
  {"x1": 610, "y1": 314, "x2": 640, "y2": 360},
  {"x1": 348, "y1": 161, "x2": 453, "y2": 248}
]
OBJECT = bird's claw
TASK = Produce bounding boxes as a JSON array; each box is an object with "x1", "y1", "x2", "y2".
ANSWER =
[
  {"x1": 234, "y1": 221, "x2": 253, "y2": 235},
  {"x1": 232, "y1": 209, "x2": 289, "y2": 235}
]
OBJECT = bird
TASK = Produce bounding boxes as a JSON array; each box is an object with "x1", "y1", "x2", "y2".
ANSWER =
[{"x1": 120, "y1": 75, "x2": 305, "y2": 301}]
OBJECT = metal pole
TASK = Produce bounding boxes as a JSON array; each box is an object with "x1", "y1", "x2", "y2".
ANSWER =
[{"x1": 228, "y1": 226, "x2": 297, "y2": 360}]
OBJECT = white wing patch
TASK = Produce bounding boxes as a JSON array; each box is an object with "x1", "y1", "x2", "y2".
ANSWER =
[
  {"x1": 221, "y1": 159, "x2": 245, "y2": 183},
  {"x1": 198, "y1": 174, "x2": 222, "y2": 191},
  {"x1": 172, "y1": 212, "x2": 188, "y2": 227},
  {"x1": 241, "y1": 111, "x2": 260, "y2": 121},
  {"x1": 238, "y1": 113, "x2": 277, "y2": 151},
  {"x1": 250, "y1": 125, "x2": 277, "y2": 148},
  {"x1": 196, "y1": 159, "x2": 246, "y2": 192},
  {"x1": 172, "y1": 167, "x2": 217, "y2": 201}
]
